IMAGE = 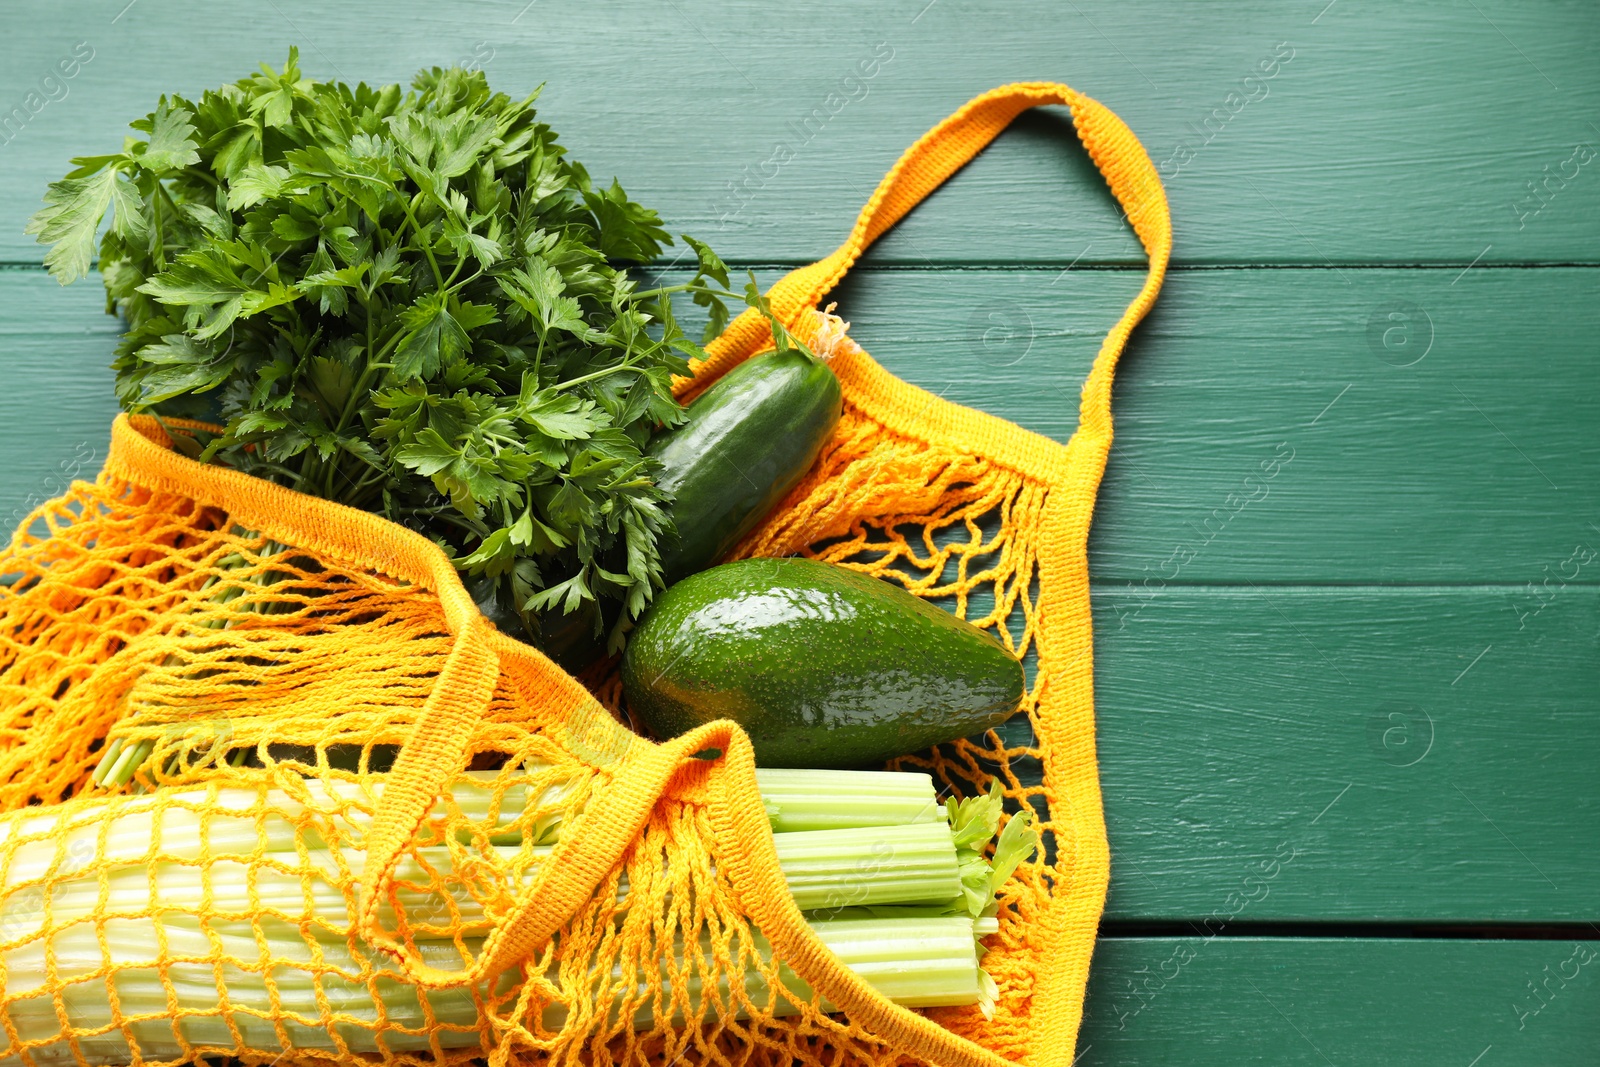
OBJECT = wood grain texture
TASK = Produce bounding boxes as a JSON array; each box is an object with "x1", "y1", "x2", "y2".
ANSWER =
[
  {"x1": 1081, "y1": 937, "x2": 1600, "y2": 1064},
  {"x1": 8, "y1": 266, "x2": 1595, "y2": 583},
  {"x1": 833, "y1": 265, "x2": 1600, "y2": 585},
  {"x1": 0, "y1": 269, "x2": 119, "y2": 534},
  {"x1": 2, "y1": 276, "x2": 1594, "y2": 921},
  {"x1": 1090, "y1": 585, "x2": 1599, "y2": 922},
  {"x1": 0, "y1": 1, "x2": 1597, "y2": 266}
]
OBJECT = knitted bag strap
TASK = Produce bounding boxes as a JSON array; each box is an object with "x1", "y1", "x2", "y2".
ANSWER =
[
  {"x1": 689, "y1": 81, "x2": 1171, "y2": 427},
  {"x1": 352, "y1": 81, "x2": 1168, "y2": 1067}
]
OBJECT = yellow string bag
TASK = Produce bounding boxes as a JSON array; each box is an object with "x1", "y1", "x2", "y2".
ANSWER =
[{"x1": 0, "y1": 83, "x2": 1167, "y2": 1067}]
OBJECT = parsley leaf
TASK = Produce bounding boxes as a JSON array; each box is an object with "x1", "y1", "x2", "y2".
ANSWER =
[
  {"x1": 135, "y1": 103, "x2": 202, "y2": 174},
  {"x1": 25, "y1": 166, "x2": 122, "y2": 284},
  {"x1": 393, "y1": 292, "x2": 472, "y2": 380}
]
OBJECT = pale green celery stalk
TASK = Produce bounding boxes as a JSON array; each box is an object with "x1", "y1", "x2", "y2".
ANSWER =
[
  {"x1": 754, "y1": 768, "x2": 943, "y2": 832},
  {"x1": 0, "y1": 768, "x2": 942, "y2": 888},
  {"x1": 820, "y1": 781, "x2": 1039, "y2": 926},
  {"x1": 0, "y1": 916, "x2": 982, "y2": 1066},
  {"x1": 773, "y1": 821, "x2": 960, "y2": 910},
  {"x1": 824, "y1": 782, "x2": 1040, "y2": 1021},
  {"x1": 3, "y1": 821, "x2": 961, "y2": 942}
]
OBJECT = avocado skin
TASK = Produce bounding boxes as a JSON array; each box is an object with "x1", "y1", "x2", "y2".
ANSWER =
[
  {"x1": 621, "y1": 557, "x2": 1025, "y2": 768},
  {"x1": 650, "y1": 351, "x2": 841, "y2": 586}
]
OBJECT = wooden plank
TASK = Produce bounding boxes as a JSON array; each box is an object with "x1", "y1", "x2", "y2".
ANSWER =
[
  {"x1": 1, "y1": 1, "x2": 1598, "y2": 266},
  {"x1": 833, "y1": 264, "x2": 1600, "y2": 585},
  {"x1": 1080, "y1": 937, "x2": 1600, "y2": 1065},
  {"x1": 1089, "y1": 585, "x2": 1600, "y2": 922},
  {"x1": 7, "y1": 254, "x2": 1599, "y2": 578},
  {"x1": 0, "y1": 269, "x2": 120, "y2": 536},
  {"x1": 8, "y1": 265, "x2": 1596, "y2": 583}
]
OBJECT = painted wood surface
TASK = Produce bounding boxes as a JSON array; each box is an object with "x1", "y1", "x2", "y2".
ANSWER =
[
  {"x1": 0, "y1": 271, "x2": 120, "y2": 534},
  {"x1": 1080, "y1": 937, "x2": 1600, "y2": 1064},
  {"x1": 9, "y1": 267, "x2": 1596, "y2": 586},
  {"x1": 1, "y1": 0, "x2": 1596, "y2": 1053},
  {"x1": 4, "y1": 273, "x2": 1595, "y2": 922},
  {"x1": 1091, "y1": 585, "x2": 1599, "y2": 922},
  {"x1": 0, "y1": 1, "x2": 1597, "y2": 267},
  {"x1": 834, "y1": 265, "x2": 1600, "y2": 584}
]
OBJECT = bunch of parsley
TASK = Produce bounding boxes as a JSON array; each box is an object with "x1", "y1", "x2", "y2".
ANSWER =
[{"x1": 28, "y1": 50, "x2": 734, "y2": 652}]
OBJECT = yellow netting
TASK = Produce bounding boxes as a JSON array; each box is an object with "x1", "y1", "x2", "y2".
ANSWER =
[{"x1": 0, "y1": 82, "x2": 1168, "y2": 1067}]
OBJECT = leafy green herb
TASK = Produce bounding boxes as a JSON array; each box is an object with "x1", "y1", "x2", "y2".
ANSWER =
[
  {"x1": 948, "y1": 778, "x2": 1039, "y2": 918},
  {"x1": 742, "y1": 269, "x2": 814, "y2": 360},
  {"x1": 28, "y1": 50, "x2": 734, "y2": 650}
]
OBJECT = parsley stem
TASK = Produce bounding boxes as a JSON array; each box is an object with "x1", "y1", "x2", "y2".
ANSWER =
[
  {"x1": 443, "y1": 254, "x2": 467, "y2": 290},
  {"x1": 344, "y1": 463, "x2": 388, "y2": 504},
  {"x1": 398, "y1": 197, "x2": 446, "y2": 291},
  {"x1": 333, "y1": 361, "x2": 393, "y2": 437},
  {"x1": 180, "y1": 166, "x2": 220, "y2": 188},
  {"x1": 337, "y1": 291, "x2": 391, "y2": 437},
  {"x1": 243, "y1": 460, "x2": 307, "y2": 484},
  {"x1": 552, "y1": 361, "x2": 640, "y2": 392},
  {"x1": 150, "y1": 183, "x2": 166, "y2": 271},
  {"x1": 408, "y1": 508, "x2": 491, "y2": 540},
  {"x1": 629, "y1": 281, "x2": 722, "y2": 301},
  {"x1": 362, "y1": 290, "x2": 376, "y2": 420}
]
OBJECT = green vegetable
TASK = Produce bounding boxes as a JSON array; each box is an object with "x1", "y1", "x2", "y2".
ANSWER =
[
  {"x1": 621, "y1": 557, "x2": 1026, "y2": 768},
  {"x1": 0, "y1": 766, "x2": 1035, "y2": 1060},
  {"x1": 650, "y1": 279, "x2": 843, "y2": 585},
  {"x1": 755, "y1": 766, "x2": 944, "y2": 832},
  {"x1": 948, "y1": 778, "x2": 1041, "y2": 918},
  {"x1": 0, "y1": 916, "x2": 993, "y2": 1061},
  {"x1": 25, "y1": 49, "x2": 734, "y2": 654}
]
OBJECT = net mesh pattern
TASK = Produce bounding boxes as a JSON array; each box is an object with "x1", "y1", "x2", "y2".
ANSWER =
[{"x1": 0, "y1": 405, "x2": 1050, "y2": 1067}]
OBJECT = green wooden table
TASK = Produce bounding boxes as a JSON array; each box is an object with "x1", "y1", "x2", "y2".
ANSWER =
[{"x1": 2, "y1": 1, "x2": 1596, "y2": 1062}]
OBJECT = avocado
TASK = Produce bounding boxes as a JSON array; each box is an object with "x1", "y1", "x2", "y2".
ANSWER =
[{"x1": 620, "y1": 557, "x2": 1024, "y2": 767}]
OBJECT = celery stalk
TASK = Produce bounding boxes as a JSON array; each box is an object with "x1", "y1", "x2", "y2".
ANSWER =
[
  {"x1": 2, "y1": 821, "x2": 962, "y2": 943},
  {"x1": 755, "y1": 768, "x2": 942, "y2": 832},
  {"x1": 0, "y1": 916, "x2": 981, "y2": 1066}
]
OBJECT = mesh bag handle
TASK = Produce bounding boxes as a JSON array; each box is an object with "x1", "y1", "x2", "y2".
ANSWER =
[{"x1": 354, "y1": 81, "x2": 1171, "y2": 1067}]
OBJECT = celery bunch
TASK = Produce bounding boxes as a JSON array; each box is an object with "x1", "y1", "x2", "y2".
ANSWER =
[{"x1": 0, "y1": 769, "x2": 1035, "y2": 1064}]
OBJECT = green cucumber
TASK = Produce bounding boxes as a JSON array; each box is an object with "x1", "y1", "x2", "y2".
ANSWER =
[
  {"x1": 480, "y1": 347, "x2": 840, "y2": 668},
  {"x1": 621, "y1": 558, "x2": 1024, "y2": 768},
  {"x1": 650, "y1": 349, "x2": 842, "y2": 585}
]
